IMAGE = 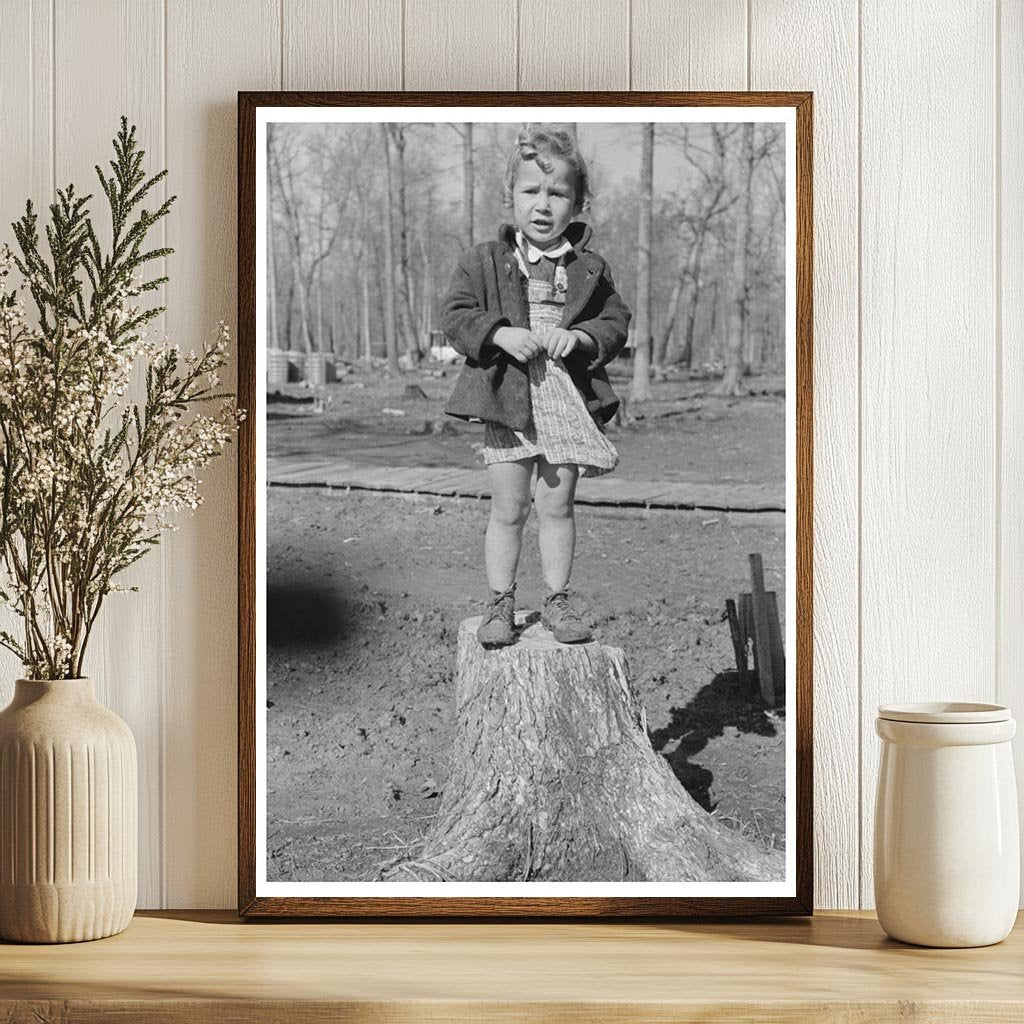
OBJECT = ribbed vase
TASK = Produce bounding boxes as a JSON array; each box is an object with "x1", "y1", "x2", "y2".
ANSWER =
[{"x1": 0, "y1": 678, "x2": 137, "y2": 943}]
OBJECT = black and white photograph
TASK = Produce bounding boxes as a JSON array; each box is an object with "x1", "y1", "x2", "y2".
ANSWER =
[{"x1": 242, "y1": 98, "x2": 808, "y2": 912}]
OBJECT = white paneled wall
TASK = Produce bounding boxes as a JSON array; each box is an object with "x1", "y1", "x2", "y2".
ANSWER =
[
  {"x1": 1005, "y1": 0, "x2": 1024, "y2": 886},
  {"x1": 750, "y1": 0, "x2": 860, "y2": 913},
  {"x1": 859, "y1": 0, "x2": 999, "y2": 910},
  {"x1": 0, "y1": 0, "x2": 1017, "y2": 910}
]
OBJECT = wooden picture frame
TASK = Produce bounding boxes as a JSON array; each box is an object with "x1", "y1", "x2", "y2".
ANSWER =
[{"x1": 238, "y1": 91, "x2": 813, "y2": 917}]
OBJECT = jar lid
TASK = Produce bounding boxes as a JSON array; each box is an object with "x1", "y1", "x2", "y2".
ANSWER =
[{"x1": 877, "y1": 701, "x2": 1011, "y2": 724}]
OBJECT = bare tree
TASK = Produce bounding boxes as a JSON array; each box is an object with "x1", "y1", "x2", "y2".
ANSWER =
[
  {"x1": 378, "y1": 124, "x2": 402, "y2": 376},
  {"x1": 743, "y1": 125, "x2": 786, "y2": 372},
  {"x1": 268, "y1": 128, "x2": 312, "y2": 352},
  {"x1": 448, "y1": 123, "x2": 475, "y2": 249},
  {"x1": 360, "y1": 251, "x2": 372, "y2": 363},
  {"x1": 720, "y1": 123, "x2": 755, "y2": 395},
  {"x1": 267, "y1": 124, "x2": 280, "y2": 352},
  {"x1": 418, "y1": 183, "x2": 436, "y2": 346},
  {"x1": 263, "y1": 120, "x2": 785, "y2": 383},
  {"x1": 628, "y1": 123, "x2": 655, "y2": 403},
  {"x1": 340, "y1": 127, "x2": 382, "y2": 366},
  {"x1": 268, "y1": 125, "x2": 348, "y2": 354},
  {"x1": 386, "y1": 124, "x2": 419, "y2": 360},
  {"x1": 653, "y1": 126, "x2": 734, "y2": 376}
]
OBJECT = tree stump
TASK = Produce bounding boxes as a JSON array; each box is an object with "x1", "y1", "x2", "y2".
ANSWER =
[{"x1": 379, "y1": 614, "x2": 784, "y2": 883}]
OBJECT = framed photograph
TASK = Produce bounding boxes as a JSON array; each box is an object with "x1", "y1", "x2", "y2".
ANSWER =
[{"x1": 238, "y1": 91, "x2": 812, "y2": 917}]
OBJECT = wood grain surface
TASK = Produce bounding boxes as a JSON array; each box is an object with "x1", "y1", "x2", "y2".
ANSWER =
[
  {"x1": 405, "y1": 0, "x2": 516, "y2": 91},
  {"x1": 858, "y1": 0, "x2": 998, "y2": 910},
  {"x1": 164, "y1": 0, "x2": 280, "y2": 909},
  {"x1": 632, "y1": 0, "x2": 747, "y2": 91},
  {"x1": 751, "y1": 0, "x2": 860, "y2": 913},
  {"x1": 1000, "y1": 0, "x2": 1023, "y2": 860},
  {"x1": 519, "y1": 0, "x2": 629, "y2": 91},
  {"x1": 2, "y1": 910, "x2": 1024, "y2": 1022},
  {"x1": 284, "y1": 0, "x2": 402, "y2": 91}
]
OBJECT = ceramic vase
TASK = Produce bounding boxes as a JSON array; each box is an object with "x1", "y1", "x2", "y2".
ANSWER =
[
  {"x1": 874, "y1": 701, "x2": 1019, "y2": 948},
  {"x1": 0, "y1": 678, "x2": 137, "y2": 943}
]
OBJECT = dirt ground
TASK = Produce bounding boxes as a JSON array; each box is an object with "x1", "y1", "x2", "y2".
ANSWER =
[
  {"x1": 268, "y1": 362, "x2": 786, "y2": 487},
  {"x1": 266, "y1": 363, "x2": 788, "y2": 883}
]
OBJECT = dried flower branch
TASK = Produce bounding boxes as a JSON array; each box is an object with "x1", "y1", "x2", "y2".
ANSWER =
[{"x1": 0, "y1": 117, "x2": 242, "y2": 679}]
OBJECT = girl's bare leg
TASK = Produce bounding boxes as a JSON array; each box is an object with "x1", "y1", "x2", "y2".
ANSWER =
[
  {"x1": 533, "y1": 459, "x2": 580, "y2": 592},
  {"x1": 484, "y1": 458, "x2": 535, "y2": 591}
]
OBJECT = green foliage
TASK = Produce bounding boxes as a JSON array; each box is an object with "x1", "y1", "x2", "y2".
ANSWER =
[{"x1": 0, "y1": 117, "x2": 239, "y2": 680}]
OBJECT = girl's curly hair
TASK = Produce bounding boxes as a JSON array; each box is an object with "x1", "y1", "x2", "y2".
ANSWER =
[{"x1": 502, "y1": 124, "x2": 592, "y2": 212}]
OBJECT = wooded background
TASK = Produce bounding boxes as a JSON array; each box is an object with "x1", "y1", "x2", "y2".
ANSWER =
[
  {"x1": 0, "y1": 0, "x2": 1020, "y2": 912},
  {"x1": 267, "y1": 120, "x2": 785, "y2": 389}
]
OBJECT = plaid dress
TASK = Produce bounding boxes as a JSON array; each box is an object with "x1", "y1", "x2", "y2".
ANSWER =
[{"x1": 482, "y1": 242, "x2": 619, "y2": 478}]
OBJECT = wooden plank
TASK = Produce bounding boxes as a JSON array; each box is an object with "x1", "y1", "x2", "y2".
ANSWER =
[
  {"x1": 766, "y1": 591, "x2": 786, "y2": 707},
  {"x1": 350, "y1": 467, "x2": 435, "y2": 491},
  {"x1": 631, "y1": 0, "x2": 746, "y2": 91},
  {"x1": 284, "y1": 0, "x2": 402, "y2": 90},
  {"x1": 6, "y1": 909, "x2": 1024, "y2": 1016},
  {"x1": 626, "y1": 483, "x2": 671, "y2": 504},
  {"x1": 739, "y1": 592, "x2": 754, "y2": 661},
  {"x1": 518, "y1": 0, "x2": 629, "y2": 90},
  {"x1": 577, "y1": 479, "x2": 650, "y2": 503},
  {"x1": 739, "y1": 591, "x2": 756, "y2": 697},
  {"x1": 367, "y1": 468, "x2": 422, "y2": 490},
  {"x1": 0, "y1": 0, "x2": 51, "y2": 220},
  {"x1": 164, "y1": 0, "x2": 280, "y2": 909},
  {"x1": 582, "y1": 481, "x2": 782, "y2": 511},
  {"x1": 54, "y1": 0, "x2": 165, "y2": 910},
  {"x1": 1001, "y1": 0, "x2": 1024, "y2": 905},
  {"x1": 413, "y1": 468, "x2": 480, "y2": 486},
  {"x1": 269, "y1": 456, "x2": 333, "y2": 473},
  {"x1": 751, "y1": 0, "x2": 859, "y2": 910},
  {"x1": 726, "y1": 598, "x2": 747, "y2": 685},
  {"x1": 448, "y1": 483, "x2": 489, "y2": 498},
  {"x1": 404, "y1": 0, "x2": 515, "y2": 90},
  {"x1": 658, "y1": 483, "x2": 783, "y2": 510},
  {"x1": 267, "y1": 462, "x2": 784, "y2": 511},
  {"x1": 749, "y1": 554, "x2": 776, "y2": 707},
  {"x1": 396, "y1": 468, "x2": 461, "y2": 490},
  {"x1": 859, "y1": 0, "x2": 997, "y2": 910},
  {"x1": 341, "y1": 467, "x2": 409, "y2": 488},
  {"x1": 0, "y1": 0, "x2": 52, "y2": 696},
  {"x1": 267, "y1": 455, "x2": 337, "y2": 471}
]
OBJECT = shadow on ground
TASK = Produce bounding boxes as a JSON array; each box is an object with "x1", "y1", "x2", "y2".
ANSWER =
[
  {"x1": 649, "y1": 671, "x2": 782, "y2": 812},
  {"x1": 268, "y1": 581, "x2": 351, "y2": 648}
]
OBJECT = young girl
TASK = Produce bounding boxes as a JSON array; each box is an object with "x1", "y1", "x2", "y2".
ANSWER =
[{"x1": 441, "y1": 124, "x2": 631, "y2": 647}]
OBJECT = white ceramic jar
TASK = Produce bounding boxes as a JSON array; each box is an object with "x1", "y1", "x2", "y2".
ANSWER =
[{"x1": 874, "y1": 702, "x2": 1019, "y2": 947}]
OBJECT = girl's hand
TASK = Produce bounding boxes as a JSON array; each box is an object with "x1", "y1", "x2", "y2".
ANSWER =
[
  {"x1": 544, "y1": 328, "x2": 580, "y2": 359},
  {"x1": 493, "y1": 326, "x2": 542, "y2": 363}
]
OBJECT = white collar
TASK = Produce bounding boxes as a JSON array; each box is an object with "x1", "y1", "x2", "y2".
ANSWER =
[{"x1": 516, "y1": 229, "x2": 572, "y2": 263}]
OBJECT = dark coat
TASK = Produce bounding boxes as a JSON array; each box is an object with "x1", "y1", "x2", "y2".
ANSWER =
[{"x1": 441, "y1": 221, "x2": 632, "y2": 431}]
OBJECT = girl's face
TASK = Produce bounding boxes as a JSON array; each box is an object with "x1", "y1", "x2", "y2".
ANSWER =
[{"x1": 512, "y1": 155, "x2": 578, "y2": 248}]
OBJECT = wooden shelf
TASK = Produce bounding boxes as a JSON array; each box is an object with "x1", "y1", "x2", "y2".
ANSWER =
[{"x1": 2, "y1": 910, "x2": 1022, "y2": 1022}]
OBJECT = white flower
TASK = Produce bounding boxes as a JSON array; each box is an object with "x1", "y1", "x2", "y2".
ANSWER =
[{"x1": 0, "y1": 258, "x2": 240, "y2": 677}]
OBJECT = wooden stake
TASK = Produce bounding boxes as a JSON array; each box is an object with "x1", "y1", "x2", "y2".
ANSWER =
[
  {"x1": 749, "y1": 554, "x2": 776, "y2": 707},
  {"x1": 738, "y1": 593, "x2": 755, "y2": 680},
  {"x1": 766, "y1": 591, "x2": 786, "y2": 706},
  {"x1": 725, "y1": 598, "x2": 747, "y2": 684}
]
